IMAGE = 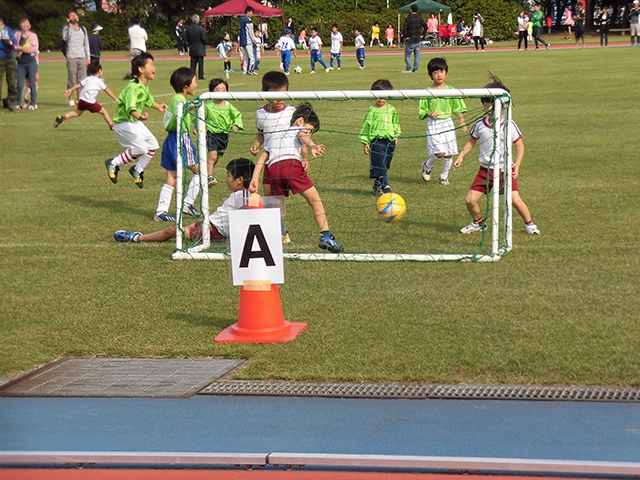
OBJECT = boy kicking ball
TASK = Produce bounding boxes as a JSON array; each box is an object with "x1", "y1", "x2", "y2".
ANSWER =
[{"x1": 453, "y1": 73, "x2": 540, "y2": 236}]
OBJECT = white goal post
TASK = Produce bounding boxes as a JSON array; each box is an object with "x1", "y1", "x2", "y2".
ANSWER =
[{"x1": 172, "y1": 88, "x2": 513, "y2": 262}]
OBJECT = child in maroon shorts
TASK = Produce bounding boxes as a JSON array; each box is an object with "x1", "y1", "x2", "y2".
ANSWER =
[{"x1": 53, "y1": 62, "x2": 117, "y2": 130}]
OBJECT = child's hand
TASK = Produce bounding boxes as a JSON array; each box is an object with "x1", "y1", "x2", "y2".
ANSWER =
[
  {"x1": 249, "y1": 178, "x2": 259, "y2": 193},
  {"x1": 512, "y1": 164, "x2": 520, "y2": 179},
  {"x1": 139, "y1": 112, "x2": 150, "y2": 121},
  {"x1": 231, "y1": 126, "x2": 239, "y2": 133},
  {"x1": 363, "y1": 144, "x2": 370, "y2": 155},
  {"x1": 310, "y1": 144, "x2": 325, "y2": 157},
  {"x1": 64, "y1": 89, "x2": 72, "y2": 98},
  {"x1": 452, "y1": 156, "x2": 463, "y2": 170},
  {"x1": 430, "y1": 111, "x2": 439, "y2": 119},
  {"x1": 250, "y1": 142, "x2": 261, "y2": 156},
  {"x1": 158, "y1": 103, "x2": 168, "y2": 113},
  {"x1": 461, "y1": 124, "x2": 467, "y2": 132},
  {"x1": 302, "y1": 159, "x2": 310, "y2": 173}
]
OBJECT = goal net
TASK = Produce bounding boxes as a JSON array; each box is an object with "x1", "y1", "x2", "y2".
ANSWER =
[{"x1": 172, "y1": 88, "x2": 514, "y2": 262}]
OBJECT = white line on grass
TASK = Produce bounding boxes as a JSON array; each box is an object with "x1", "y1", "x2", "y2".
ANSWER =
[{"x1": 0, "y1": 243, "x2": 165, "y2": 248}]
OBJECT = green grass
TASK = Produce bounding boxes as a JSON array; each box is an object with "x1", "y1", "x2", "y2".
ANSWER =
[{"x1": 1, "y1": 41, "x2": 639, "y2": 386}]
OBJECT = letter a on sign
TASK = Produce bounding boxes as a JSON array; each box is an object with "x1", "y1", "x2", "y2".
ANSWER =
[{"x1": 229, "y1": 209, "x2": 284, "y2": 286}]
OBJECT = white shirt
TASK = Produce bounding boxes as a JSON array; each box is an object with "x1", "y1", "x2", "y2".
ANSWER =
[
  {"x1": 264, "y1": 126, "x2": 307, "y2": 166},
  {"x1": 209, "y1": 189, "x2": 250, "y2": 237},
  {"x1": 470, "y1": 117, "x2": 522, "y2": 170},
  {"x1": 79, "y1": 75, "x2": 107, "y2": 104},
  {"x1": 128, "y1": 24, "x2": 147, "y2": 52},
  {"x1": 354, "y1": 34, "x2": 365, "y2": 48},
  {"x1": 277, "y1": 35, "x2": 296, "y2": 51},
  {"x1": 330, "y1": 31, "x2": 343, "y2": 53},
  {"x1": 254, "y1": 36, "x2": 262, "y2": 58},
  {"x1": 309, "y1": 34, "x2": 323, "y2": 51}
]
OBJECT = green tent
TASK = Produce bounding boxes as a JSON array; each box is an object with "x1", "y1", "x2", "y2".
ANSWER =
[{"x1": 398, "y1": 0, "x2": 451, "y2": 14}]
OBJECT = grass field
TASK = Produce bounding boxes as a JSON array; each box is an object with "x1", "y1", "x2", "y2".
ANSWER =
[{"x1": 1, "y1": 37, "x2": 639, "y2": 386}]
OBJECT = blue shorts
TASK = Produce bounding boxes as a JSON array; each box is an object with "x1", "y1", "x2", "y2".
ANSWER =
[
  {"x1": 356, "y1": 47, "x2": 365, "y2": 60},
  {"x1": 161, "y1": 132, "x2": 197, "y2": 171},
  {"x1": 206, "y1": 132, "x2": 229, "y2": 156},
  {"x1": 281, "y1": 50, "x2": 292, "y2": 64}
]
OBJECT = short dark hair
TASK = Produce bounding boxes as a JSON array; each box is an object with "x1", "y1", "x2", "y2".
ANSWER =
[
  {"x1": 310, "y1": 26, "x2": 318, "y2": 32},
  {"x1": 410, "y1": 4, "x2": 419, "y2": 12},
  {"x1": 291, "y1": 102, "x2": 320, "y2": 131},
  {"x1": 226, "y1": 158, "x2": 255, "y2": 188},
  {"x1": 87, "y1": 62, "x2": 102, "y2": 76},
  {"x1": 355, "y1": 27, "x2": 362, "y2": 33},
  {"x1": 261, "y1": 71, "x2": 289, "y2": 92},
  {"x1": 131, "y1": 17, "x2": 140, "y2": 24},
  {"x1": 170, "y1": 67, "x2": 196, "y2": 93},
  {"x1": 209, "y1": 78, "x2": 229, "y2": 92},
  {"x1": 245, "y1": 6, "x2": 253, "y2": 14},
  {"x1": 371, "y1": 79, "x2": 393, "y2": 90},
  {"x1": 427, "y1": 57, "x2": 448, "y2": 76},
  {"x1": 130, "y1": 52, "x2": 154, "y2": 81},
  {"x1": 332, "y1": 23, "x2": 339, "y2": 29}
]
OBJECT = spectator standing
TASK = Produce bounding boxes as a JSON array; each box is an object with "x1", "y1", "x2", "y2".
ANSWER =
[
  {"x1": 574, "y1": 2, "x2": 586, "y2": 48},
  {"x1": 427, "y1": 13, "x2": 439, "y2": 36},
  {"x1": 128, "y1": 17, "x2": 147, "y2": 58},
  {"x1": 239, "y1": 7, "x2": 257, "y2": 75},
  {"x1": 629, "y1": 0, "x2": 640, "y2": 46},
  {"x1": 175, "y1": 19, "x2": 186, "y2": 55},
  {"x1": 401, "y1": 4, "x2": 427, "y2": 73},
  {"x1": 545, "y1": 14, "x2": 553, "y2": 34},
  {"x1": 286, "y1": 17, "x2": 295, "y2": 39},
  {"x1": 185, "y1": 14, "x2": 207, "y2": 80},
  {"x1": 62, "y1": 10, "x2": 90, "y2": 107},
  {"x1": 531, "y1": 4, "x2": 550, "y2": 50},
  {"x1": 517, "y1": 11, "x2": 529, "y2": 50},
  {"x1": 562, "y1": 7, "x2": 573, "y2": 40},
  {"x1": 260, "y1": 21, "x2": 269, "y2": 47},
  {"x1": 0, "y1": 11, "x2": 18, "y2": 111},
  {"x1": 14, "y1": 17, "x2": 38, "y2": 110},
  {"x1": 599, "y1": 5, "x2": 611, "y2": 47},
  {"x1": 385, "y1": 23, "x2": 395, "y2": 47},
  {"x1": 89, "y1": 24, "x2": 103, "y2": 63},
  {"x1": 472, "y1": 12, "x2": 485, "y2": 51}
]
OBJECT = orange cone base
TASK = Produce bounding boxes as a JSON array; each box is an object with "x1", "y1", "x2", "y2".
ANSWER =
[{"x1": 215, "y1": 284, "x2": 307, "y2": 343}]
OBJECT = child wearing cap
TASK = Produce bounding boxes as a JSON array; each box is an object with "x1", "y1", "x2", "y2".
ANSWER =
[{"x1": 89, "y1": 24, "x2": 103, "y2": 63}]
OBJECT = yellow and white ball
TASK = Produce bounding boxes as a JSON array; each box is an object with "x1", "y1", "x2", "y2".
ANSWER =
[{"x1": 376, "y1": 193, "x2": 406, "y2": 223}]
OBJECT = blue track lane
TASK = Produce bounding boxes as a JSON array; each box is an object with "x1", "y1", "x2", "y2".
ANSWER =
[{"x1": 2, "y1": 395, "x2": 640, "y2": 462}]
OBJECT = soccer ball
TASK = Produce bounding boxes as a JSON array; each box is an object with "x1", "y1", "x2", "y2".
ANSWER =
[
  {"x1": 376, "y1": 193, "x2": 406, "y2": 223},
  {"x1": 294, "y1": 65, "x2": 303, "y2": 74}
]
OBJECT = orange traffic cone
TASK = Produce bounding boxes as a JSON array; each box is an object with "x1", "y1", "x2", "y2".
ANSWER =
[{"x1": 215, "y1": 280, "x2": 307, "y2": 343}]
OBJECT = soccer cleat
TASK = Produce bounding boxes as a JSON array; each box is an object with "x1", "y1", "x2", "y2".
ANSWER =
[
  {"x1": 421, "y1": 161, "x2": 432, "y2": 182},
  {"x1": 228, "y1": 68, "x2": 234, "y2": 72},
  {"x1": 325, "y1": 68, "x2": 330, "y2": 73},
  {"x1": 372, "y1": 183, "x2": 382, "y2": 195},
  {"x1": 28, "y1": 105, "x2": 35, "y2": 110},
  {"x1": 358, "y1": 65, "x2": 365, "y2": 70},
  {"x1": 129, "y1": 165, "x2": 144, "y2": 188},
  {"x1": 114, "y1": 230, "x2": 141, "y2": 242},
  {"x1": 310, "y1": 70, "x2": 316, "y2": 74},
  {"x1": 105, "y1": 158, "x2": 119, "y2": 183},
  {"x1": 318, "y1": 233, "x2": 344, "y2": 254},
  {"x1": 546, "y1": 44, "x2": 550, "y2": 49},
  {"x1": 439, "y1": 177, "x2": 450, "y2": 186},
  {"x1": 460, "y1": 220, "x2": 486, "y2": 234},
  {"x1": 401, "y1": 70, "x2": 412, "y2": 73},
  {"x1": 382, "y1": 185, "x2": 392, "y2": 194},
  {"x1": 337, "y1": 67, "x2": 341, "y2": 70},
  {"x1": 284, "y1": 71, "x2": 290, "y2": 76},
  {"x1": 282, "y1": 232, "x2": 292, "y2": 244},
  {"x1": 328, "y1": 66, "x2": 334, "y2": 70},
  {"x1": 208, "y1": 175, "x2": 218, "y2": 187},
  {"x1": 53, "y1": 115, "x2": 64, "y2": 128},
  {"x1": 525, "y1": 222, "x2": 540, "y2": 235},
  {"x1": 183, "y1": 204, "x2": 201, "y2": 218},
  {"x1": 154, "y1": 211, "x2": 176, "y2": 222}
]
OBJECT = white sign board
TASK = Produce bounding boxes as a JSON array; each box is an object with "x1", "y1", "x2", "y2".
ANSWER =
[{"x1": 229, "y1": 208, "x2": 284, "y2": 286}]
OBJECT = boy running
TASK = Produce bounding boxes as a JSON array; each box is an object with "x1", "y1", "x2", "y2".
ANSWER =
[
  {"x1": 105, "y1": 52, "x2": 167, "y2": 188},
  {"x1": 308, "y1": 27, "x2": 329, "y2": 73},
  {"x1": 54, "y1": 62, "x2": 117, "y2": 129},
  {"x1": 419, "y1": 57, "x2": 466, "y2": 186},
  {"x1": 453, "y1": 74, "x2": 540, "y2": 235}
]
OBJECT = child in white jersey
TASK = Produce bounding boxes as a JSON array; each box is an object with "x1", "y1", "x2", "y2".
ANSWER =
[
  {"x1": 308, "y1": 27, "x2": 329, "y2": 73},
  {"x1": 453, "y1": 74, "x2": 540, "y2": 235},
  {"x1": 276, "y1": 28, "x2": 296, "y2": 75},
  {"x1": 217, "y1": 34, "x2": 233, "y2": 73},
  {"x1": 53, "y1": 62, "x2": 117, "y2": 129},
  {"x1": 354, "y1": 27, "x2": 365, "y2": 69},
  {"x1": 329, "y1": 24, "x2": 343, "y2": 70}
]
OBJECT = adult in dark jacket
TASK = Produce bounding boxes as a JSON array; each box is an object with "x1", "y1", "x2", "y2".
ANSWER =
[
  {"x1": 185, "y1": 14, "x2": 207, "y2": 79},
  {"x1": 402, "y1": 4, "x2": 427, "y2": 73}
]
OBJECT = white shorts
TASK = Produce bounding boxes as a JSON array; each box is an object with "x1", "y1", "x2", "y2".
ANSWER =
[
  {"x1": 113, "y1": 121, "x2": 160, "y2": 156},
  {"x1": 426, "y1": 117, "x2": 458, "y2": 156}
]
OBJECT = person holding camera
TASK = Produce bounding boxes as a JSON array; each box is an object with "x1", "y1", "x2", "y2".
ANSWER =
[
  {"x1": 62, "y1": 10, "x2": 90, "y2": 107},
  {"x1": 472, "y1": 12, "x2": 485, "y2": 51}
]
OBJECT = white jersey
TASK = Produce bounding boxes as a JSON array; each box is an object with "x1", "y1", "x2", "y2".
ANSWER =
[
  {"x1": 277, "y1": 35, "x2": 296, "y2": 51},
  {"x1": 254, "y1": 36, "x2": 262, "y2": 58},
  {"x1": 128, "y1": 24, "x2": 147, "y2": 51},
  {"x1": 469, "y1": 117, "x2": 522, "y2": 170},
  {"x1": 354, "y1": 34, "x2": 365, "y2": 48},
  {"x1": 330, "y1": 31, "x2": 343, "y2": 53},
  {"x1": 255, "y1": 104, "x2": 295, "y2": 137},
  {"x1": 264, "y1": 126, "x2": 307, "y2": 166},
  {"x1": 309, "y1": 34, "x2": 323, "y2": 51},
  {"x1": 209, "y1": 189, "x2": 250, "y2": 237},
  {"x1": 79, "y1": 75, "x2": 107, "y2": 104}
]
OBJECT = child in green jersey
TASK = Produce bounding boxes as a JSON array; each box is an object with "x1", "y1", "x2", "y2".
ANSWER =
[
  {"x1": 419, "y1": 57, "x2": 466, "y2": 186},
  {"x1": 154, "y1": 67, "x2": 201, "y2": 222},
  {"x1": 105, "y1": 52, "x2": 167, "y2": 188},
  {"x1": 203, "y1": 78, "x2": 244, "y2": 187},
  {"x1": 358, "y1": 79, "x2": 401, "y2": 195}
]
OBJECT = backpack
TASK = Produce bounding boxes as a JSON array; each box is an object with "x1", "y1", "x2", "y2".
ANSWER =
[{"x1": 61, "y1": 25, "x2": 87, "y2": 57}]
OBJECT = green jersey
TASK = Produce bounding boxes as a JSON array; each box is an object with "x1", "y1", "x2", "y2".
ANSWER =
[
  {"x1": 113, "y1": 79, "x2": 155, "y2": 124},
  {"x1": 358, "y1": 103, "x2": 401, "y2": 144},
  {"x1": 418, "y1": 85, "x2": 467, "y2": 120},
  {"x1": 163, "y1": 93, "x2": 191, "y2": 133},
  {"x1": 531, "y1": 10, "x2": 543, "y2": 27},
  {"x1": 204, "y1": 101, "x2": 244, "y2": 134}
]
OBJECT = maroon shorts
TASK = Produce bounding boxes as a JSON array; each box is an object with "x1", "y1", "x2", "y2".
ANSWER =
[
  {"x1": 187, "y1": 222, "x2": 225, "y2": 242},
  {"x1": 77, "y1": 99, "x2": 103, "y2": 113},
  {"x1": 264, "y1": 159, "x2": 314, "y2": 197},
  {"x1": 471, "y1": 167, "x2": 519, "y2": 194}
]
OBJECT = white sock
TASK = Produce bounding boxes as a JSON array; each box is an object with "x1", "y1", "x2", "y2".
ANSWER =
[
  {"x1": 425, "y1": 155, "x2": 438, "y2": 170},
  {"x1": 111, "y1": 150, "x2": 134, "y2": 167},
  {"x1": 184, "y1": 175, "x2": 200, "y2": 207},
  {"x1": 156, "y1": 184, "x2": 174, "y2": 214},
  {"x1": 441, "y1": 157, "x2": 452, "y2": 178},
  {"x1": 134, "y1": 150, "x2": 155, "y2": 172}
]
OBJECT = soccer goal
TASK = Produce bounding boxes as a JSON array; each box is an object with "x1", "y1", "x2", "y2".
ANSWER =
[{"x1": 171, "y1": 88, "x2": 514, "y2": 262}]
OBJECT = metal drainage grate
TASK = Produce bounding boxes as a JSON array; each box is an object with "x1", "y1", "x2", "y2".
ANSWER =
[
  {"x1": 0, "y1": 358, "x2": 244, "y2": 398},
  {"x1": 199, "y1": 381, "x2": 640, "y2": 402}
]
